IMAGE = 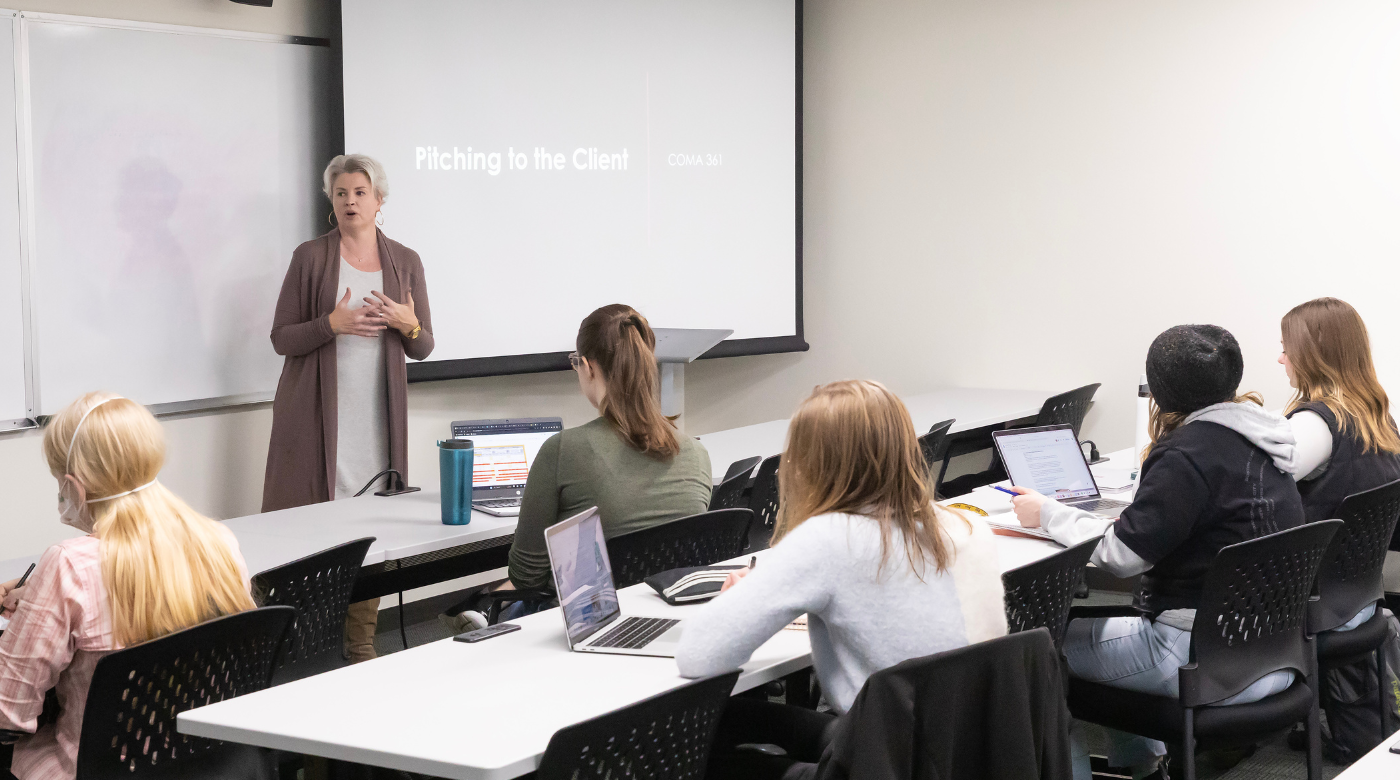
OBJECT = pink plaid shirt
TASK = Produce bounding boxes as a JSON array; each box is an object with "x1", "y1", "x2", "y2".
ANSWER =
[{"x1": 0, "y1": 528, "x2": 248, "y2": 780}]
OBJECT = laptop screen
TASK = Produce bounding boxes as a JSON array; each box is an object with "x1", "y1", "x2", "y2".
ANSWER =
[
  {"x1": 451, "y1": 418, "x2": 563, "y2": 499},
  {"x1": 544, "y1": 507, "x2": 621, "y2": 646},
  {"x1": 993, "y1": 425, "x2": 1101, "y2": 501}
]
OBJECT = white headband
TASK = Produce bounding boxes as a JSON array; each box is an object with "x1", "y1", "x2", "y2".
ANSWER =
[{"x1": 66, "y1": 396, "x2": 159, "y2": 503}]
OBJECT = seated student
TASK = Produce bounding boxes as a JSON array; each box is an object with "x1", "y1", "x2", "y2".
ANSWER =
[
  {"x1": 504, "y1": 304, "x2": 713, "y2": 594},
  {"x1": 0, "y1": 394, "x2": 254, "y2": 780},
  {"x1": 1280, "y1": 296, "x2": 1400, "y2": 529},
  {"x1": 676, "y1": 379, "x2": 1007, "y2": 780},
  {"x1": 1010, "y1": 325, "x2": 1305, "y2": 780}
]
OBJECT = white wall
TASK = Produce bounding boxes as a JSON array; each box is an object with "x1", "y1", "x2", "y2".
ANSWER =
[{"x1": 6, "y1": 0, "x2": 1400, "y2": 566}]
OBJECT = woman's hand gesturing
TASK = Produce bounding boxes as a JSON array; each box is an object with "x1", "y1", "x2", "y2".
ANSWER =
[
  {"x1": 329, "y1": 287, "x2": 386, "y2": 337},
  {"x1": 368, "y1": 289, "x2": 419, "y2": 337}
]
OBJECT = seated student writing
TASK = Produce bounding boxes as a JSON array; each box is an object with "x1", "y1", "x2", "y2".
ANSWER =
[
  {"x1": 0, "y1": 394, "x2": 254, "y2": 780},
  {"x1": 1010, "y1": 325, "x2": 1305, "y2": 780},
  {"x1": 676, "y1": 379, "x2": 1007, "y2": 779},
  {"x1": 503, "y1": 304, "x2": 712, "y2": 596}
]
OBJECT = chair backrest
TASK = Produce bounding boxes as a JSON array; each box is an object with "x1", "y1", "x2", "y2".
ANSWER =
[
  {"x1": 252, "y1": 537, "x2": 374, "y2": 685},
  {"x1": 607, "y1": 509, "x2": 754, "y2": 589},
  {"x1": 721, "y1": 455, "x2": 762, "y2": 485},
  {"x1": 1002, "y1": 536, "x2": 1101, "y2": 647},
  {"x1": 77, "y1": 606, "x2": 295, "y2": 780},
  {"x1": 537, "y1": 671, "x2": 740, "y2": 780},
  {"x1": 1180, "y1": 520, "x2": 1341, "y2": 708},
  {"x1": 1034, "y1": 383, "x2": 1101, "y2": 437},
  {"x1": 708, "y1": 470, "x2": 751, "y2": 512},
  {"x1": 1311, "y1": 478, "x2": 1400, "y2": 633},
  {"x1": 919, "y1": 419, "x2": 956, "y2": 473},
  {"x1": 748, "y1": 454, "x2": 781, "y2": 529}
]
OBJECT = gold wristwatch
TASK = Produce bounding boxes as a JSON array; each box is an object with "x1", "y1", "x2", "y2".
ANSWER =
[{"x1": 407, "y1": 324, "x2": 422, "y2": 340}]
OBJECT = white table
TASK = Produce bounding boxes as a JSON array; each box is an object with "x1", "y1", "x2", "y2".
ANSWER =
[
  {"x1": 178, "y1": 533, "x2": 1063, "y2": 780},
  {"x1": 221, "y1": 490, "x2": 514, "y2": 576},
  {"x1": 1335, "y1": 732, "x2": 1400, "y2": 778},
  {"x1": 696, "y1": 386, "x2": 1051, "y2": 477}
]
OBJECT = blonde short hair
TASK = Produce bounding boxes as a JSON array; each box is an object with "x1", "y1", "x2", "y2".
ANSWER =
[{"x1": 322, "y1": 154, "x2": 388, "y2": 202}]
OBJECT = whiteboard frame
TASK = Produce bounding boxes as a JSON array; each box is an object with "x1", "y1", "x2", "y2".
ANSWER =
[
  {"x1": 12, "y1": 11, "x2": 330, "y2": 421},
  {"x1": 0, "y1": 8, "x2": 33, "y2": 431}
]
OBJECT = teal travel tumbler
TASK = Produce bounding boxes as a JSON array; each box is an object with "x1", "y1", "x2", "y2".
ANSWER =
[{"x1": 438, "y1": 439, "x2": 474, "y2": 525}]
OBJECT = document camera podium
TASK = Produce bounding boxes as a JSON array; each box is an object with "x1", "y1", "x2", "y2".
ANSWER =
[{"x1": 652, "y1": 328, "x2": 732, "y2": 429}]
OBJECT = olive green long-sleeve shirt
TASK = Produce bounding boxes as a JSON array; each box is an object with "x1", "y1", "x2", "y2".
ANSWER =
[{"x1": 507, "y1": 417, "x2": 713, "y2": 590}]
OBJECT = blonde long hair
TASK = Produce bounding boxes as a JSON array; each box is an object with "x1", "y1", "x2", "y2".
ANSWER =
[
  {"x1": 774, "y1": 380, "x2": 969, "y2": 575},
  {"x1": 1281, "y1": 298, "x2": 1400, "y2": 454},
  {"x1": 43, "y1": 393, "x2": 254, "y2": 647}
]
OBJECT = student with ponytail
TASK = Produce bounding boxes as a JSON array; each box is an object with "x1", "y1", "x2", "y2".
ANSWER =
[
  {"x1": 505, "y1": 304, "x2": 713, "y2": 592},
  {"x1": 0, "y1": 393, "x2": 254, "y2": 780}
]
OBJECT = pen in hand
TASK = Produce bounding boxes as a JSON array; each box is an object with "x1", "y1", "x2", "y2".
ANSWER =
[
  {"x1": 1, "y1": 563, "x2": 35, "y2": 617},
  {"x1": 991, "y1": 485, "x2": 1019, "y2": 497}
]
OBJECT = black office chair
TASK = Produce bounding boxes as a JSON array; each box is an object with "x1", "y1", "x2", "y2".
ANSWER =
[
  {"x1": 747, "y1": 454, "x2": 781, "y2": 550},
  {"x1": 710, "y1": 456, "x2": 760, "y2": 511},
  {"x1": 75, "y1": 606, "x2": 295, "y2": 780},
  {"x1": 534, "y1": 671, "x2": 739, "y2": 780},
  {"x1": 252, "y1": 537, "x2": 374, "y2": 686},
  {"x1": 1067, "y1": 521, "x2": 1341, "y2": 780},
  {"x1": 1310, "y1": 479, "x2": 1400, "y2": 747},
  {"x1": 721, "y1": 455, "x2": 763, "y2": 485},
  {"x1": 1002, "y1": 537, "x2": 1101, "y2": 649},
  {"x1": 607, "y1": 508, "x2": 754, "y2": 589},
  {"x1": 1036, "y1": 383, "x2": 1101, "y2": 438},
  {"x1": 919, "y1": 418, "x2": 955, "y2": 481},
  {"x1": 817, "y1": 629, "x2": 1072, "y2": 779},
  {"x1": 936, "y1": 385, "x2": 1102, "y2": 498}
]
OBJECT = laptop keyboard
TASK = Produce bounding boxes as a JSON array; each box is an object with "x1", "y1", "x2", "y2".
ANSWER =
[
  {"x1": 590, "y1": 617, "x2": 680, "y2": 650},
  {"x1": 474, "y1": 498, "x2": 522, "y2": 509},
  {"x1": 1075, "y1": 498, "x2": 1129, "y2": 513}
]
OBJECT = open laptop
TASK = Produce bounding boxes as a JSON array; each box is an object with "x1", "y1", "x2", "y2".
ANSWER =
[
  {"x1": 992, "y1": 424, "x2": 1129, "y2": 518},
  {"x1": 544, "y1": 506, "x2": 684, "y2": 657},
  {"x1": 452, "y1": 417, "x2": 563, "y2": 516}
]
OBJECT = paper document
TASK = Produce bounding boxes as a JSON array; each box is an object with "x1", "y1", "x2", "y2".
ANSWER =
[
  {"x1": 0, "y1": 615, "x2": 8, "y2": 632},
  {"x1": 982, "y1": 514, "x2": 1055, "y2": 541},
  {"x1": 940, "y1": 486, "x2": 1014, "y2": 516}
]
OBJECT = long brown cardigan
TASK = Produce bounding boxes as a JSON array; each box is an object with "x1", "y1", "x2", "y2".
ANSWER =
[{"x1": 262, "y1": 228, "x2": 435, "y2": 512}]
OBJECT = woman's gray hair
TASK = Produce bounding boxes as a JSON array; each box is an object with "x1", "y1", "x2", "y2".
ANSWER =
[{"x1": 322, "y1": 154, "x2": 388, "y2": 202}]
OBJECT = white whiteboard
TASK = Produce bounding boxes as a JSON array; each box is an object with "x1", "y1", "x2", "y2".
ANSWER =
[
  {"x1": 22, "y1": 15, "x2": 334, "y2": 414},
  {"x1": 0, "y1": 11, "x2": 29, "y2": 426}
]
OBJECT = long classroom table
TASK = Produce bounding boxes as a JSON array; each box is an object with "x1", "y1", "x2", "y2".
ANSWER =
[
  {"x1": 178, "y1": 533, "x2": 1065, "y2": 780},
  {"x1": 0, "y1": 386, "x2": 1053, "y2": 599}
]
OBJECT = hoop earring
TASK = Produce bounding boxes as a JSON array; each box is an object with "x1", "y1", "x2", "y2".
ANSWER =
[
  {"x1": 327, "y1": 211, "x2": 337, "y2": 227},
  {"x1": 375, "y1": 211, "x2": 384, "y2": 227}
]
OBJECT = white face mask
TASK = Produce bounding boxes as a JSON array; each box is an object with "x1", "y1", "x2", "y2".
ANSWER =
[{"x1": 57, "y1": 483, "x2": 95, "y2": 534}]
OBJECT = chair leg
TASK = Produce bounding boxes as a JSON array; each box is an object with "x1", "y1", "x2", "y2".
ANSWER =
[
  {"x1": 1379, "y1": 647, "x2": 1390, "y2": 741},
  {"x1": 1307, "y1": 678, "x2": 1323, "y2": 780},
  {"x1": 1181, "y1": 708, "x2": 1196, "y2": 780}
]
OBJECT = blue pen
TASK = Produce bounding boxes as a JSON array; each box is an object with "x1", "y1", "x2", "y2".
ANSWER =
[{"x1": 991, "y1": 485, "x2": 1019, "y2": 497}]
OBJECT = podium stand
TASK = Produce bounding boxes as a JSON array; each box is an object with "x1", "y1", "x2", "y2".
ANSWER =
[{"x1": 653, "y1": 328, "x2": 732, "y2": 429}]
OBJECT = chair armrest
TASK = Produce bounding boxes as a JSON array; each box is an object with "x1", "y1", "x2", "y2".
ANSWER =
[{"x1": 1067, "y1": 604, "x2": 1143, "y2": 621}]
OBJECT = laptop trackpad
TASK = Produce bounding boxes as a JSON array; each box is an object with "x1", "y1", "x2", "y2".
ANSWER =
[{"x1": 647, "y1": 622, "x2": 685, "y2": 651}]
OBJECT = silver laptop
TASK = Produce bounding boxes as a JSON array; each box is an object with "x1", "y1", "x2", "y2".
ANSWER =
[
  {"x1": 992, "y1": 424, "x2": 1129, "y2": 518},
  {"x1": 544, "y1": 507, "x2": 685, "y2": 657},
  {"x1": 451, "y1": 417, "x2": 563, "y2": 516}
]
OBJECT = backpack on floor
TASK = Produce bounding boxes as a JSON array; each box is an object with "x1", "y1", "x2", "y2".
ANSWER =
[{"x1": 1318, "y1": 608, "x2": 1400, "y2": 763}]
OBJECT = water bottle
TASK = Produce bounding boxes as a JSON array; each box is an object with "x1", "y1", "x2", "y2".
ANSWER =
[
  {"x1": 1134, "y1": 374, "x2": 1151, "y2": 469},
  {"x1": 438, "y1": 439, "x2": 474, "y2": 525}
]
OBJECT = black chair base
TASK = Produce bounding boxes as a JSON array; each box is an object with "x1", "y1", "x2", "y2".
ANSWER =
[{"x1": 1068, "y1": 678, "x2": 1314, "y2": 752}]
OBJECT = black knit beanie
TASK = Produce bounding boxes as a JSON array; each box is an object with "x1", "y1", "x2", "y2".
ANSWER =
[{"x1": 1145, "y1": 325, "x2": 1243, "y2": 414}]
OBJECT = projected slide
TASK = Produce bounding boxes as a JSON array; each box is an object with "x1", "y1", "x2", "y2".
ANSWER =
[{"x1": 342, "y1": 0, "x2": 798, "y2": 365}]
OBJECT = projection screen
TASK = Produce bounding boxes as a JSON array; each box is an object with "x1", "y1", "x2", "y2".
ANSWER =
[{"x1": 342, "y1": 0, "x2": 803, "y2": 380}]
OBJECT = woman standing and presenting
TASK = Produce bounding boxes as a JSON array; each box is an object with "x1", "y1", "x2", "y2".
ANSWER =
[{"x1": 263, "y1": 154, "x2": 434, "y2": 662}]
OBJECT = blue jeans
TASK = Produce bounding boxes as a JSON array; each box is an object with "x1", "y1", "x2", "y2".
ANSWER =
[{"x1": 1063, "y1": 615, "x2": 1297, "y2": 779}]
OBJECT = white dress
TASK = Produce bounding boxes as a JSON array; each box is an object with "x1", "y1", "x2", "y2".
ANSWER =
[{"x1": 333, "y1": 257, "x2": 389, "y2": 499}]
